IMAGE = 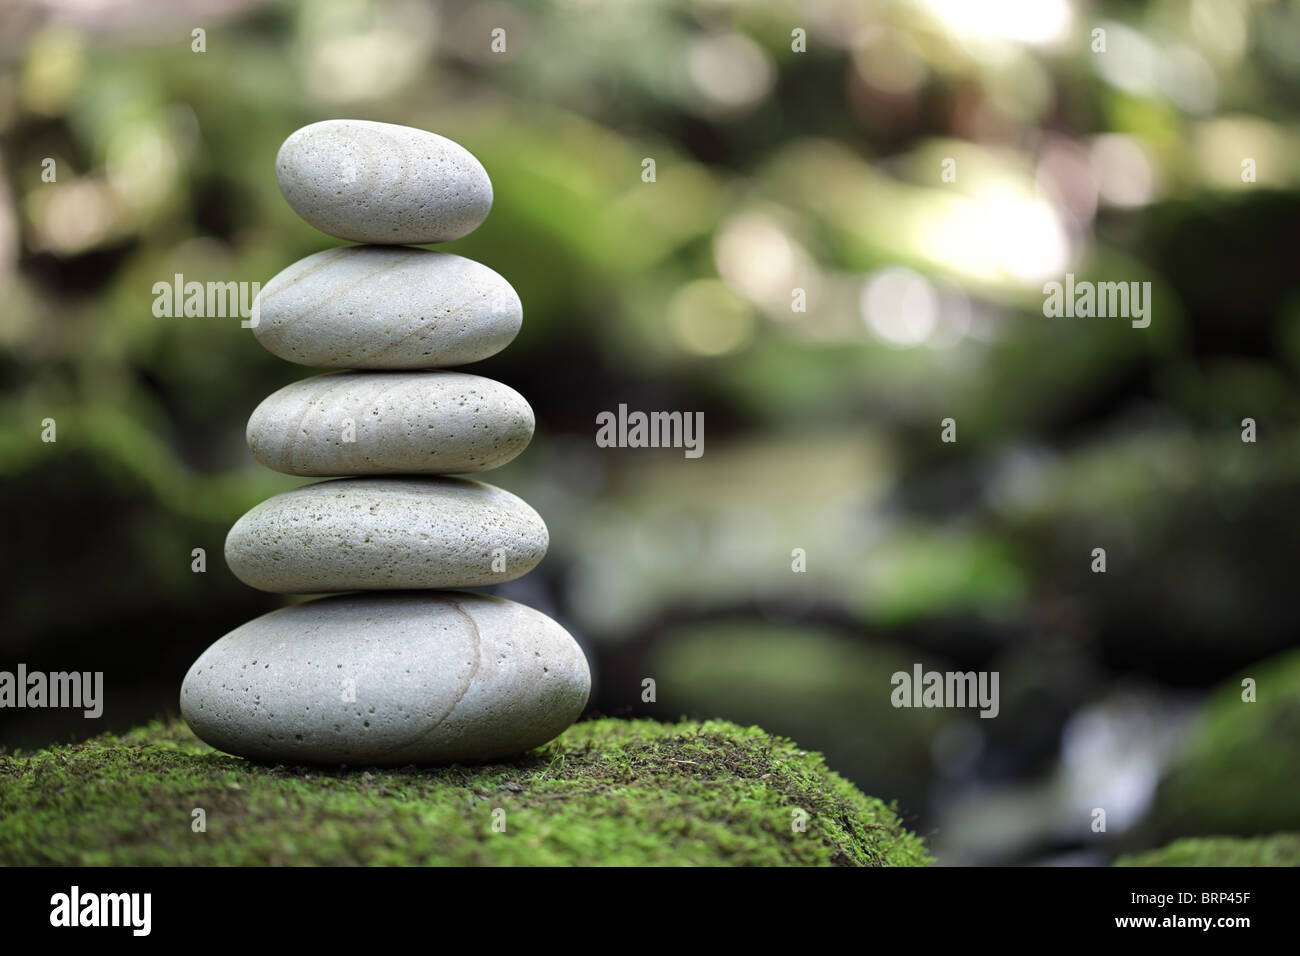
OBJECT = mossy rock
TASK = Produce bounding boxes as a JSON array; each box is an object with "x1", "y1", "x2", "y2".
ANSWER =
[
  {"x1": 1149, "y1": 648, "x2": 1300, "y2": 839},
  {"x1": 0, "y1": 717, "x2": 930, "y2": 866},
  {"x1": 652, "y1": 621, "x2": 957, "y2": 815},
  {"x1": 1116, "y1": 833, "x2": 1300, "y2": 867}
]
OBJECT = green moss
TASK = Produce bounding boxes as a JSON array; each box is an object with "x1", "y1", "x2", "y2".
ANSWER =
[
  {"x1": 1150, "y1": 648, "x2": 1300, "y2": 839},
  {"x1": 652, "y1": 621, "x2": 956, "y2": 814},
  {"x1": 1116, "y1": 833, "x2": 1300, "y2": 867},
  {"x1": 0, "y1": 717, "x2": 930, "y2": 867}
]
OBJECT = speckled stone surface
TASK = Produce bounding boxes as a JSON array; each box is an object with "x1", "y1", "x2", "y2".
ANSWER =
[
  {"x1": 252, "y1": 245, "x2": 521, "y2": 369},
  {"x1": 179, "y1": 591, "x2": 590, "y2": 765},
  {"x1": 246, "y1": 371, "x2": 534, "y2": 476},
  {"x1": 276, "y1": 119, "x2": 493, "y2": 244},
  {"x1": 225, "y1": 477, "x2": 548, "y2": 593}
]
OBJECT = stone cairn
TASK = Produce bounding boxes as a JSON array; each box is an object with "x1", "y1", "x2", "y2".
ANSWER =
[{"x1": 181, "y1": 120, "x2": 590, "y2": 766}]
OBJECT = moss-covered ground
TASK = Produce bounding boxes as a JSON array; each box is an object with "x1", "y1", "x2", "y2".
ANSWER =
[
  {"x1": 1115, "y1": 833, "x2": 1300, "y2": 867},
  {"x1": 0, "y1": 717, "x2": 930, "y2": 866}
]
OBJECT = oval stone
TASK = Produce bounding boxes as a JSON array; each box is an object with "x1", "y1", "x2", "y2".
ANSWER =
[
  {"x1": 225, "y1": 477, "x2": 548, "y2": 593},
  {"x1": 180, "y1": 591, "x2": 590, "y2": 765},
  {"x1": 246, "y1": 371, "x2": 534, "y2": 476},
  {"x1": 252, "y1": 245, "x2": 521, "y2": 368},
  {"x1": 276, "y1": 119, "x2": 492, "y2": 244}
]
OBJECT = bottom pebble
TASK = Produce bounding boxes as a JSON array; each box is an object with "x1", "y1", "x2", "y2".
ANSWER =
[{"x1": 180, "y1": 591, "x2": 590, "y2": 766}]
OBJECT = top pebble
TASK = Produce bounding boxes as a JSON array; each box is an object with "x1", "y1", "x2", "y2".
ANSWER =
[{"x1": 276, "y1": 119, "x2": 493, "y2": 244}]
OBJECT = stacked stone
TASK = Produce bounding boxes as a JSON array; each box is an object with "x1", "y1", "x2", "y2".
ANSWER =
[{"x1": 181, "y1": 120, "x2": 590, "y2": 766}]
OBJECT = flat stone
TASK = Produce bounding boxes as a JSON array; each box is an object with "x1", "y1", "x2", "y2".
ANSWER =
[
  {"x1": 225, "y1": 477, "x2": 547, "y2": 593},
  {"x1": 252, "y1": 245, "x2": 521, "y2": 368},
  {"x1": 179, "y1": 591, "x2": 590, "y2": 765},
  {"x1": 276, "y1": 119, "x2": 492, "y2": 244},
  {"x1": 246, "y1": 371, "x2": 534, "y2": 476}
]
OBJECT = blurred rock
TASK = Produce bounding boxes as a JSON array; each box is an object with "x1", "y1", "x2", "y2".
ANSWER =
[{"x1": 1146, "y1": 648, "x2": 1300, "y2": 839}]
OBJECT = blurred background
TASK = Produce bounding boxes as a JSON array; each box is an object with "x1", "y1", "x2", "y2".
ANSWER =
[{"x1": 1, "y1": 0, "x2": 1298, "y2": 865}]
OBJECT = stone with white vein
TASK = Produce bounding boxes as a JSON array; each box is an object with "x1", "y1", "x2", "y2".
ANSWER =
[
  {"x1": 246, "y1": 371, "x2": 534, "y2": 476},
  {"x1": 276, "y1": 119, "x2": 493, "y2": 244},
  {"x1": 224, "y1": 477, "x2": 547, "y2": 593},
  {"x1": 180, "y1": 591, "x2": 590, "y2": 765},
  {"x1": 252, "y1": 245, "x2": 521, "y2": 368}
]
